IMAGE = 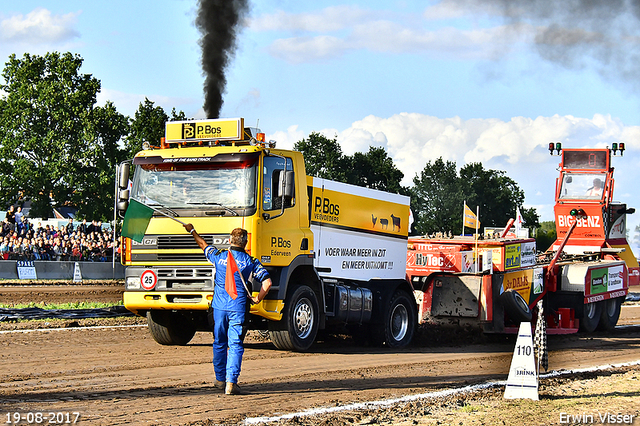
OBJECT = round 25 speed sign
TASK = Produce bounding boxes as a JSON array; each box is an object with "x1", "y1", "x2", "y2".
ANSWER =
[{"x1": 141, "y1": 270, "x2": 157, "y2": 290}]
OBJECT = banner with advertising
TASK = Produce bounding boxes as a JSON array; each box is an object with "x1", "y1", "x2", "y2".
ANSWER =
[
  {"x1": 502, "y1": 267, "x2": 544, "y2": 305},
  {"x1": 520, "y1": 242, "x2": 536, "y2": 267},
  {"x1": 505, "y1": 243, "x2": 521, "y2": 270},
  {"x1": 502, "y1": 269, "x2": 533, "y2": 303},
  {"x1": 589, "y1": 264, "x2": 625, "y2": 295},
  {"x1": 406, "y1": 243, "x2": 464, "y2": 274}
]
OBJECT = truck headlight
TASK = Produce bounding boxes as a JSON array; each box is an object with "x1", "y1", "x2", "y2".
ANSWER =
[{"x1": 126, "y1": 277, "x2": 141, "y2": 289}]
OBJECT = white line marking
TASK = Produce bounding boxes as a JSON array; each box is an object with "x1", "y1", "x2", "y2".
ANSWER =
[
  {"x1": 0, "y1": 324, "x2": 146, "y2": 334},
  {"x1": 245, "y1": 359, "x2": 640, "y2": 425}
]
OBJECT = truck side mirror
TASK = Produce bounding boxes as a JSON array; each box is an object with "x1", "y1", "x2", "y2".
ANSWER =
[
  {"x1": 118, "y1": 163, "x2": 130, "y2": 190},
  {"x1": 282, "y1": 170, "x2": 294, "y2": 198},
  {"x1": 117, "y1": 200, "x2": 129, "y2": 216},
  {"x1": 617, "y1": 207, "x2": 636, "y2": 215},
  {"x1": 117, "y1": 189, "x2": 130, "y2": 218},
  {"x1": 116, "y1": 163, "x2": 130, "y2": 218},
  {"x1": 274, "y1": 170, "x2": 294, "y2": 198}
]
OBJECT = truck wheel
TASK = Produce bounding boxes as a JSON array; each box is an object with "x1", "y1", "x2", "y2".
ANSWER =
[
  {"x1": 580, "y1": 301, "x2": 602, "y2": 333},
  {"x1": 500, "y1": 289, "x2": 532, "y2": 323},
  {"x1": 269, "y1": 285, "x2": 319, "y2": 351},
  {"x1": 597, "y1": 297, "x2": 622, "y2": 331},
  {"x1": 373, "y1": 290, "x2": 417, "y2": 348},
  {"x1": 146, "y1": 310, "x2": 196, "y2": 346}
]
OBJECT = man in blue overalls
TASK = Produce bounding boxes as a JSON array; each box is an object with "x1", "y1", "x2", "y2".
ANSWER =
[{"x1": 183, "y1": 224, "x2": 272, "y2": 395}]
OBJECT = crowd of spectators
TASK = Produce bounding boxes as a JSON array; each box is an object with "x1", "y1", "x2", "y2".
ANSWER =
[{"x1": 1, "y1": 206, "x2": 119, "y2": 262}]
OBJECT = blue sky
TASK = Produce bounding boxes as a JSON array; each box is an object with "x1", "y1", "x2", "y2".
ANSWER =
[{"x1": 2, "y1": 0, "x2": 640, "y2": 252}]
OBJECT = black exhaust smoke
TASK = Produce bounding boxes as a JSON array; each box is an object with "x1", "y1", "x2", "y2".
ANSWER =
[
  {"x1": 196, "y1": 0, "x2": 249, "y2": 119},
  {"x1": 457, "y1": 0, "x2": 640, "y2": 92}
]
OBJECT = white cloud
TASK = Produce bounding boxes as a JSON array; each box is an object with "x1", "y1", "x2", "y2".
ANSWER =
[
  {"x1": 252, "y1": 5, "x2": 534, "y2": 63},
  {"x1": 250, "y1": 6, "x2": 380, "y2": 32},
  {"x1": 267, "y1": 124, "x2": 305, "y2": 150},
  {"x1": 338, "y1": 112, "x2": 639, "y2": 180},
  {"x1": 351, "y1": 22, "x2": 521, "y2": 59},
  {"x1": 423, "y1": 0, "x2": 513, "y2": 21},
  {"x1": 0, "y1": 8, "x2": 80, "y2": 45},
  {"x1": 268, "y1": 35, "x2": 349, "y2": 63},
  {"x1": 423, "y1": 1, "x2": 470, "y2": 20}
]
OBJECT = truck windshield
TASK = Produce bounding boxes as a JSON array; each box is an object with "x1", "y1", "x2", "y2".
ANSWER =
[
  {"x1": 559, "y1": 172, "x2": 606, "y2": 200},
  {"x1": 131, "y1": 161, "x2": 257, "y2": 210}
]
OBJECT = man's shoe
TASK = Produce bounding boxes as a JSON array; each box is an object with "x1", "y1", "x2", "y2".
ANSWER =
[
  {"x1": 214, "y1": 379, "x2": 225, "y2": 391},
  {"x1": 225, "y1": 382, "x2": 244, "y2": 395}
]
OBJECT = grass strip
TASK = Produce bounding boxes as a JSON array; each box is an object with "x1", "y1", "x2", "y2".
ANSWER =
[{"x1": 0, "y1": 301, "x2": 123, "y2": 310}]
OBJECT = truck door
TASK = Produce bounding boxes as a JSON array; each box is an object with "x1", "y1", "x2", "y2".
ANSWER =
[{"x1": 258, "y1": 155, "x2": 303, "y2": 268}]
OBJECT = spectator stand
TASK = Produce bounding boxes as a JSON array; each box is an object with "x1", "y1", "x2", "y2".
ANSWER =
[{"x1": 0, "y1": 208, "x2": 123, "y2": 280}]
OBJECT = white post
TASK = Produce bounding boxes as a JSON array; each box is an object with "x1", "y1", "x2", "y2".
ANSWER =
[
  {"x1": 112, "y1": 164, "x2": 118, "y2": 276},
  {"x1": 474, "y1": 206, "x2": 479, "y2": 273},
  {"x1": 462, "y1": 200, "x2": 466, "y2": 236}
]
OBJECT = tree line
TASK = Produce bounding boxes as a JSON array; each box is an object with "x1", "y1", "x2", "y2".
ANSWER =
[{"x1": 0, "y1": 52, "x2": 539, "y2": 240}]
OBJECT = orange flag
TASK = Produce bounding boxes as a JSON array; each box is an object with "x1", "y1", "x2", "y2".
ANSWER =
[{"x1": 225, "y1": 250, "x2": 239, "y2": 300}]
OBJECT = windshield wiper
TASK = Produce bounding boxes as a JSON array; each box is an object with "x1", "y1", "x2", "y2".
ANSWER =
[
  {"x1": 145, "y1": 203, "x2": 179, "y2": 217},
  {"x1": 186, "y1": 202, "x2": 239, "y2": 216}
]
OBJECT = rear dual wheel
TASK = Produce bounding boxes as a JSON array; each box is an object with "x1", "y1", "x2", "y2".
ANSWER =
[
  {"x1": 373, "y1": 290, "x2": 417, "y2": 348},
  {"x1": 597, "y1": 297, "x2": 623, "y2": 331},
  {"x1": 580, "y1": 301, "x2": 602, "y2": 333}
]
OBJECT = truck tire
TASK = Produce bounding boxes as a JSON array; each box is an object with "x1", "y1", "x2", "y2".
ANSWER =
[
  {"x1": 373, "y1": 290, "x2": 417, "y2": 348},
  {"x1": 500, "y1": 289, "x2": 532, "y2": 323},
  {"x1": 597, "y1": 297, "x2": 622, "y2": 331},
  {"x1": 580, "y1": 301, "x2": 602, "y2": 333},
  {"x1": 269, "y1": 285, "x2": 319, "y2": 351},
  {"x1": 146, "y1": 310, "x2": 196, "y2": 346}
]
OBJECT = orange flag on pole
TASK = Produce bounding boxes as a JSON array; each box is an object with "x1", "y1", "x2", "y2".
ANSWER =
[{"x1": 225, "y1": 250, "x2": 239, "y2": 300}]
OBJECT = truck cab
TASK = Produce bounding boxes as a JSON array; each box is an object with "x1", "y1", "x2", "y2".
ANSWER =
[{"x1": 550, "y1": 144, "x2": 639, "y2": 286}]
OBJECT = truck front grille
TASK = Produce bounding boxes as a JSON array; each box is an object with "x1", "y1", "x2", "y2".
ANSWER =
[
  {"x1": 158, "y1": 235, "x2": 200, "y2": 250},
  {"x1": 157, "y1": 268, "x2": 213, "y2": 278},
  {"x1": 156, "y1": 268, "x2": 214, "y2": 291},
  {"x1": 157, "y1": 253, "x2": 206, "y2": 261},
  {"x1": 132, "y1": 234, "x2": 230, "y2": 262}
]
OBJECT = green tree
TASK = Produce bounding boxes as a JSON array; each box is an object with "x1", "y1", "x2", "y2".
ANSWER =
[
  {"x1": 294, "y1": 133, "x2": 405, "y2": 195},
  {"x1": 520, "y1": 206, "x2": 540, "y2": 234},
  {"x1": 170, "y1": 108, "x2": 187, "y2": 121},
  {"x1": 124, "y1": 100, "x2": 187, "y2": 158},
  {"x1": 410, "y1": 158, "x2": 463, "y2": 235},
  {"x1": 0, "y1": 52, "x2": 127, "y2": 219},
  {"x1": 293, "y1": 132, "x2": 348, "y2": 181},
  {"x1": 74, "y1": 101, "x2": 129, "y2": 219},
  {"x1": 345, "y1": 146, "x2": 405, "y2": 193},
  {"x1": 410, "y1": 158, "x2": 536, "y2": 236},
  {"x1": 125, "y1": 98, "x2": 169, "y2": 158},
  {"x1": 460, "y1": 162, "x2": 525, "y2": 229},
  {"x1": 536, "y1": 221, "x2": 557, "y2": 251}
]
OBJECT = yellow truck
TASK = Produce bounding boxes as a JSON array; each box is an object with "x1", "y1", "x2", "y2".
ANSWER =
[{"x1": 117, "y1": 118, "x2": 414, "y2": 351}]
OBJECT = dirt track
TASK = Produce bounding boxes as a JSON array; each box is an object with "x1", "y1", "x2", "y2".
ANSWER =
[
  {"x1": 1, "y1": 284, "x2": 640, "y2": 425},
  {"x1": 0, "y1": 282, "x2": 123, "y2": 306}
]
